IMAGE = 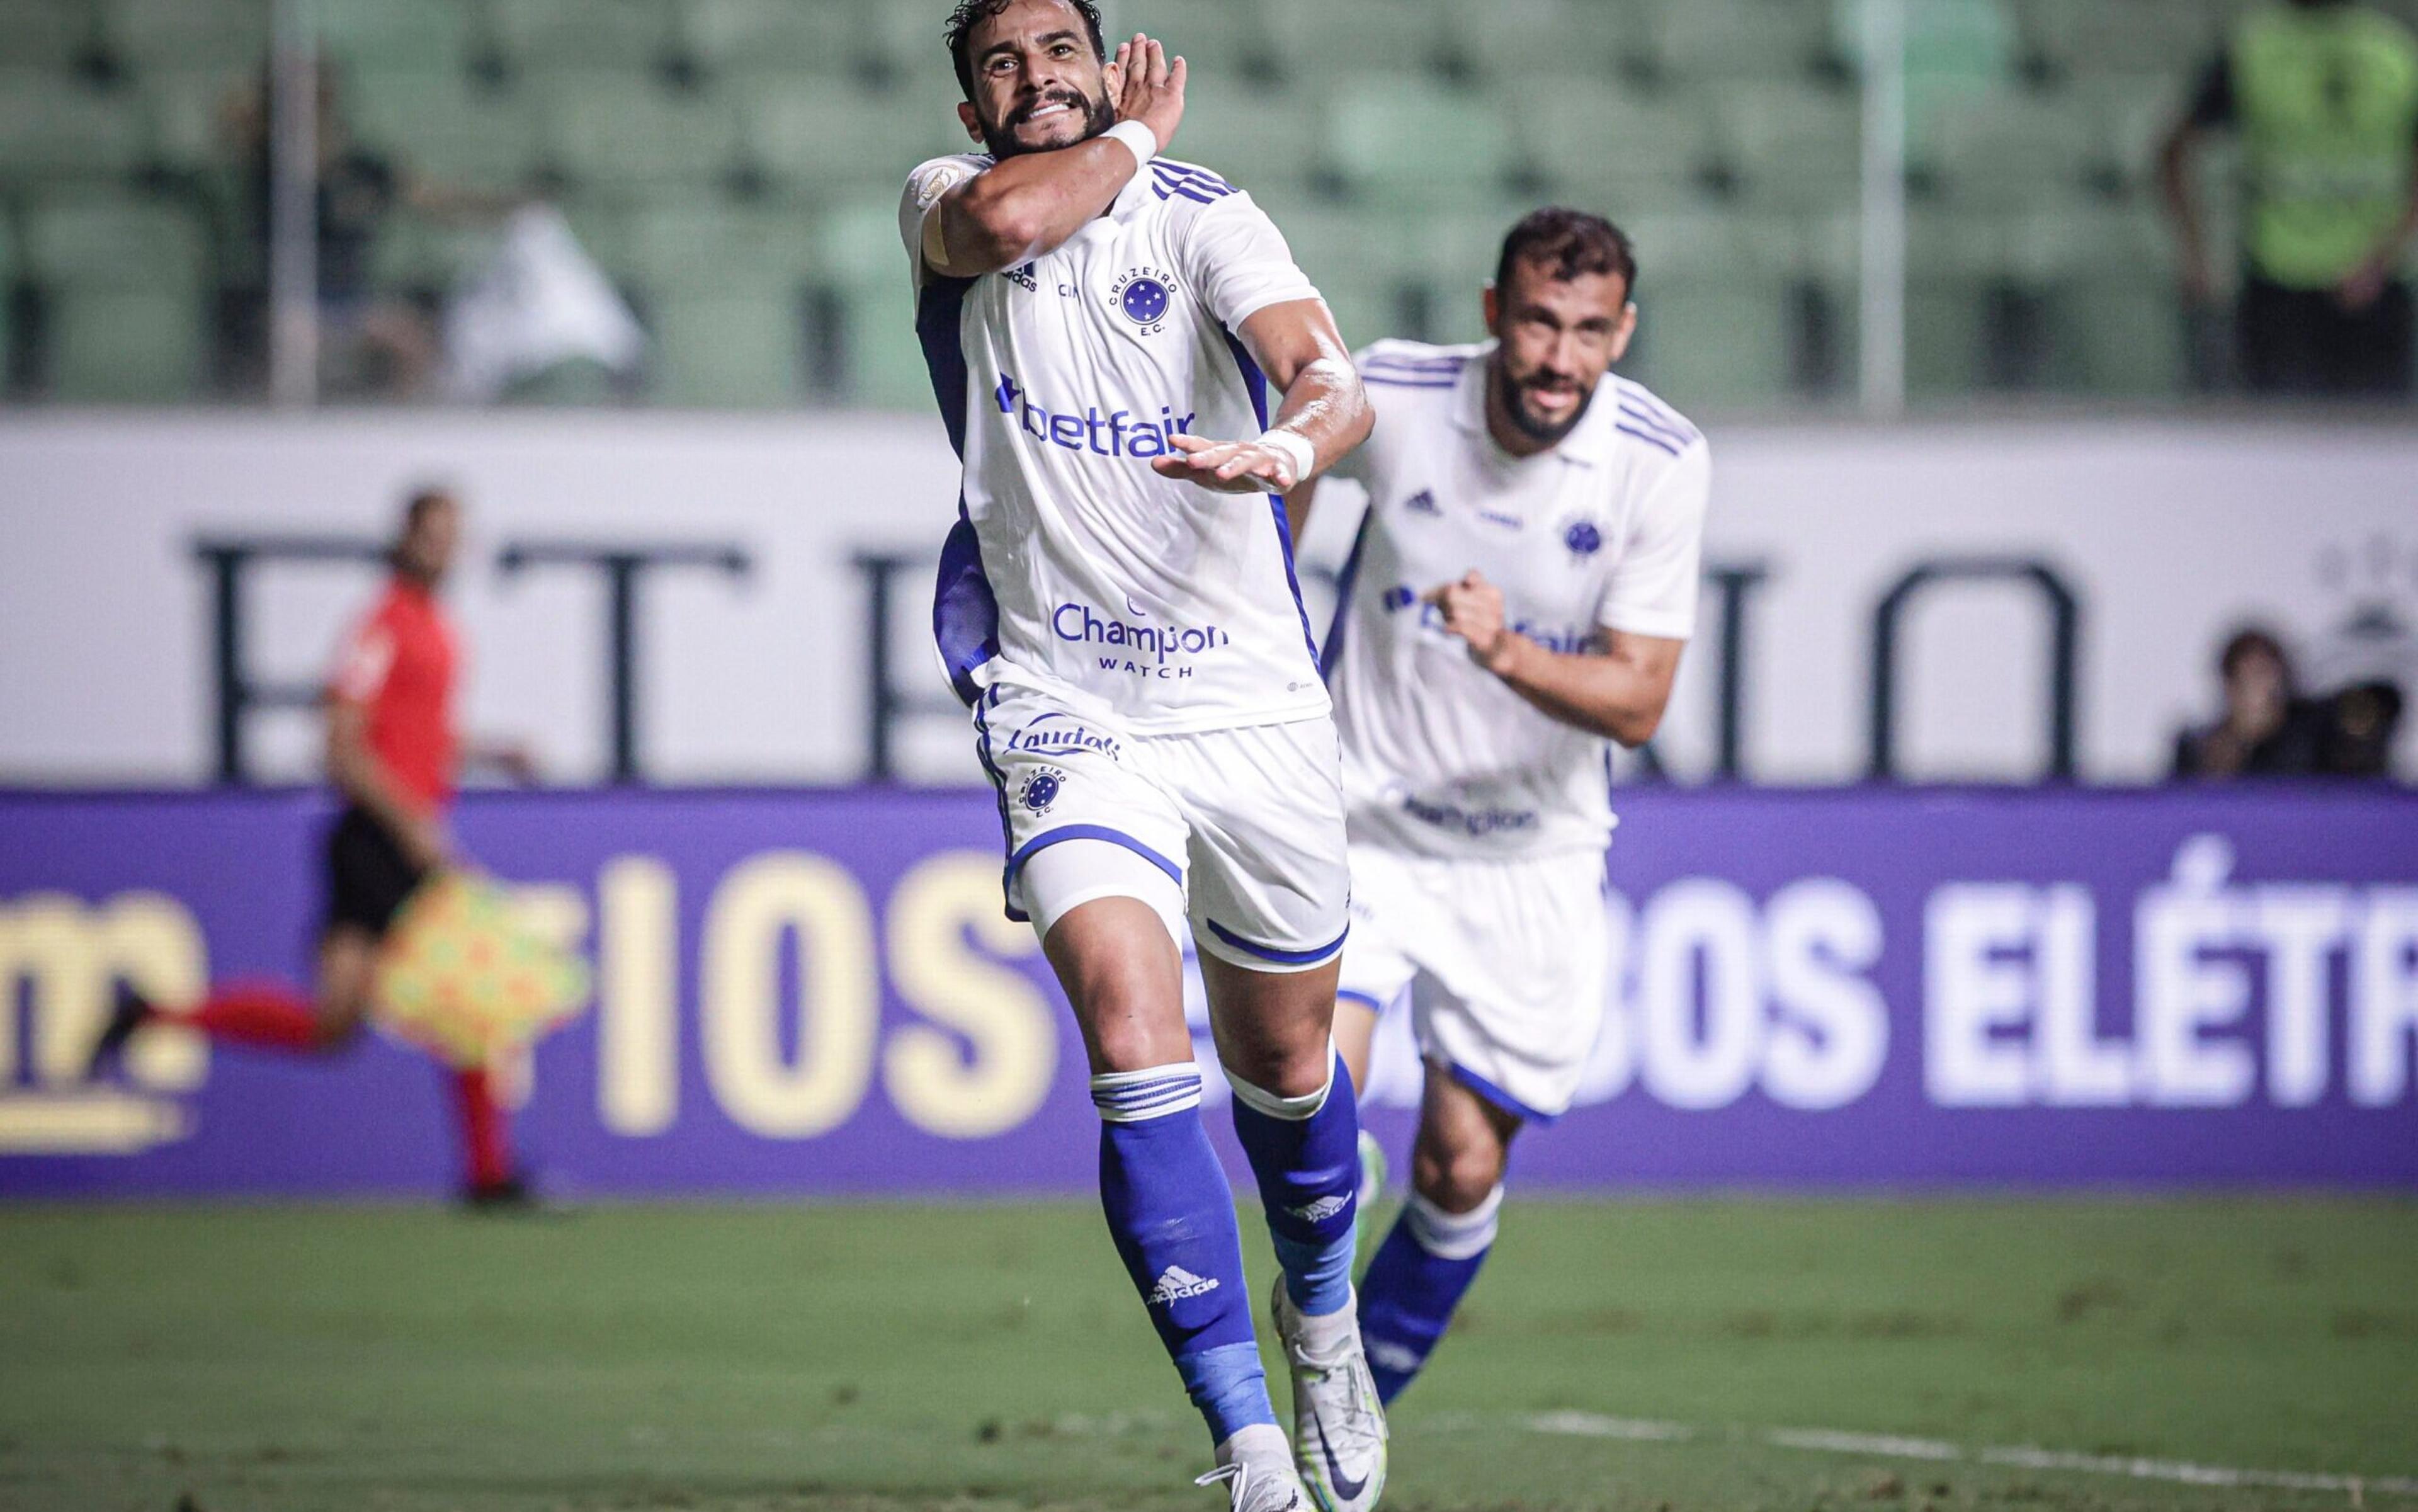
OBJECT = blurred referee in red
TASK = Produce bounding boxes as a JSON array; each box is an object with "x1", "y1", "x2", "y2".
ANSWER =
[{"x1": 89, "y1": 489, "x2": 541, "y2": 1207}]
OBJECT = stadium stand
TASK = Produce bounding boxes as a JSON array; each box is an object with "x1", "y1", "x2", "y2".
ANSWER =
[{"x1": 0, "y1": 0, "x2": 2412, "y2": 407}]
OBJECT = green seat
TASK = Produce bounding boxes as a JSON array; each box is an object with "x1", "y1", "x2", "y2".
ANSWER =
[
  {"x1": 625, "y1": 198, "x2": 811, "y2": 293},
  {"x1": 818, "y1": 196, "x2": 925, "y2": 409},
  {"x1": 1453, "y1": 0, "x2": 1641, "y2": 85},
  {"x1": 1617, "y1": 208, "x2": 1794, "y2": 408},
  {"x1": 858, "y1": 1, "x2": 948, "y2": 86},
  {"x1": 678, "y1": 0, "x2": 863, "y2": 77},
  {"x1": 0, "y1": 72, "x2": 152, "y2": 179},
  {"x1": 1718, "y1": 80, "x2": 1860, "y2": 210},
  {"x1": 485, "y1": 0, "x2": 678, "y2": 71},
  {"x1": 2036, "y1": 207, "x2": 2188, "y2": 397},
  {"x1": 1123, "y1": 0, "x2": 1278, "y2": 82},
  {"x1": 1904, "y1": 208, "x2": 2007, "y2": 395},
  {"x1": 1328, "y1": 79, "x2": 1518, "y2": 210},
  {"x1": 1516, "y1": 81, "x2": 1717, "y2": 213},
  {"x1": 1315, "y1": 267, "x2": 1417, "y2": 353},
  {"x1": 317, "y1": 0, "x2": 478, "y2": 72},
  {"x1": 1267, "y1": 0, "x2": 1454, "y2": 79},
  {"x1": 100, "y1": 0, "x2": 268, "y2": 74},
  {"x1": 1921, "y1": 86, "x2": 2100, "y2": 211},
  {"x1": 47, "y1": 290, "x2": 207, "y2": 401},
  {"x1": 645, "y1": 283, "x2": 804, "y2": 406},
  {"x1": 1166, "y1": 82, "x2": 1315, "y2": 202},
  {"x1": 26, "y1": 196, "x2": 209, "y2": 402},
  {"x1": 139, "y1": 65, "x2": 249, "y2": 173},
  {"x1": 744, "y1": 77, "x2": 959, "y2": 196},
  {"x1": 351, "y1": 69, "x2": 545, "y2": 190},
  {"x1": 537, "y1": 72, "x2": 741, "y2": 191},
  {"x1": 2017, "y1": 0, "x2": 2220, "y2": 77},
  {"x1": 367, "y1": 210, "x2": 491, "y2": 293},
  {"x1": 2066, "y1": 69, "x2": 2192, "y2": 200},
  {"x1": 0, "y1": 0, "x2": 101, "y2": 70},
  {"x1": 1643, "y1": 0, "x2": 1830, "y2": 81}
]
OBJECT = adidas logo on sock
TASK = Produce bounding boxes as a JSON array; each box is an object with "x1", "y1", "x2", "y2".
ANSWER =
[
  {"x1": 1147, "y1": 1266, "x2": 1222, "y2": 1305},
  {"x1": 1288, "y1": 1195, "x2": 1349, "y2": 1224}
]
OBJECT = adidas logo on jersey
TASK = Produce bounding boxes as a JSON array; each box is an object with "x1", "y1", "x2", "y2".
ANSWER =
[
  {"x1": 1147, "y1": 1266, "x2": 1222, "y2": 1305},
  {"x1": 1288, "y1": 1195, "x2": 1350, "y2": 1225},
  {"x1": 1404, "y1": 489, "x2": 1440, "y2": 516}
]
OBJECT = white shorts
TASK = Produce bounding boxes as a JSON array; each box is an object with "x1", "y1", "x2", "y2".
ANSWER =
[
  {"x1": 974, "y1": 679, "x2": 1352, "y2": 973},
  {"x1": 1337, "y1": 842, "x2": 1611, "y2": 1123}
]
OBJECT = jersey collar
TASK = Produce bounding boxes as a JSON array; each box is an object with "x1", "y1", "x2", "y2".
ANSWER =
[{"x1": 1450, "y1": 341, "x2": 1613, "y2": 469}]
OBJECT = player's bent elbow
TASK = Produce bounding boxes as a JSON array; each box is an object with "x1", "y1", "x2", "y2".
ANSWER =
[
  {"x1": 1607, "y1": 706, "x2": 1664, "y2": 749},
  {"x1": 950, "y1": 185, "x2": 1046, "y2": 271}
]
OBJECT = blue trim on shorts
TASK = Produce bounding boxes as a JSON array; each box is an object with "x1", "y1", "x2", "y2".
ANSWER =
[
  {"x1": 1335, "y1": 988, "x2": 1387, "y2": 1014},
  {"x1": 1446, "y1": 1060, "x2": 1559, "y2": 1128},
  {"x1": 1002, "y1": 825, "x2": 1186, "y2": 925},
  {"x1": 1202, "y1": 917, "x2": 1349, "y2": 968}
]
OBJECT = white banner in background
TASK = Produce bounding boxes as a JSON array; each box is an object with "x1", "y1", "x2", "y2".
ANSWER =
[{"x1": 0, "y1": 412, "x2": 2412, "y2": 787}]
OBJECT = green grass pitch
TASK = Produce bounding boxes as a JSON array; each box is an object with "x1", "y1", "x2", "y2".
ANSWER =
[{"x1": 1, "y1": 1198, "x2": 2412, "y2": 1511}]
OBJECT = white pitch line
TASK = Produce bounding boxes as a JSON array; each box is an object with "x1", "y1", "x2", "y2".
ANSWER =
[{"x1": 1521, "y1": 1413, "x2": 2418, "y2": 1499}]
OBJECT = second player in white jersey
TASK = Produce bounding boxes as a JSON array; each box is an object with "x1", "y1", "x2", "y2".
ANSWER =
[
  {"x1": 1320, "y1": 339, "x2": 1708, "y2": 860},
  {"x1": 1290, "y1": 208, "x2": 1709, "y2": 1412}
]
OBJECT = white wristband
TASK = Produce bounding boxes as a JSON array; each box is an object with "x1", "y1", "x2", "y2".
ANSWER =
[
  {"x1": 1104, "y1": 119, "x2": 1159, "y2": 173},
  {"x1": 1256, "y1": 429, "x2": 1316, "y2": 491}
]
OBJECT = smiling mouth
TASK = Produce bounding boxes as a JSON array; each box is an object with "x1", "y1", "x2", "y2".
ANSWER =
[{"x1": 1018, "y1": 98, "x2": 1080, "y2": 127}]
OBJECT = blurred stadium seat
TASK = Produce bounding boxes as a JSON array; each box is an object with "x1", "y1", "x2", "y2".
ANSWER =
[
  {"x1": 1717, "y1": 80, "x2": 1861, "y2": 211},
  {"x1": 318, "y1": 0, "x2": 480, "y2": 73},
  {"x1": 0, "y1": 72, "x2": 152, "y2": 181},
  {"x1": 24, "y1": 195, "x2": 207, "y2": 401},
  {"x1": 535, "y1": 71, "x2": 742, "y2": 192},
  {"x1": 0, "y1": 0, "x2": 101, "y2": 73},
  {"x1": 352, "y1": 68, "x2": 546, "y2": 189},
  {"x1": 1517, "y1": 82, "x2": 1717, "y2": 214},
  {"x1": 1643, "y1": 0, "x2": 1834, "y2": 83},
  {"x1": 1448, "y1": 0, "x2": 1641, "y2": 85},
  {"x1": 485, "y1": 0, "x2": 680, "y2": 74},
  {"x1": 99, "y1": 0, "x2": 271, "y2": 77},
  {"x1": 678, "y1": 0, "x2": 868, "y2": 81},
  {"x1": 1328, "y1": 79, "x2": 1522, "y2": 210},
  {"x1": 1265, "y1": 0, "x2": 1456, "y2": 82}
]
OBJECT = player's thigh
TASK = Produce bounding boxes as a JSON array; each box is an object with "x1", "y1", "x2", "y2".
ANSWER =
[
  {"x1": 1163, "y1": 717, "x2": 1351, "y2": 977},
  {"x1": 1198, "y1": 949, "x2": 1341, "y2": 1098},
  {"x1": 1411, "y1": 1066, "x2": 1521, "y2": 1213},
  {"x1": 1041, "y1": 888, "x2": 1193, "y2": 1075}
]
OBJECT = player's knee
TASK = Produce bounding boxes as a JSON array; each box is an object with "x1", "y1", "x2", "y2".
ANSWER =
[{"x1": 1411, "y1": 1139, "x2": 1506, "y2": 1215}]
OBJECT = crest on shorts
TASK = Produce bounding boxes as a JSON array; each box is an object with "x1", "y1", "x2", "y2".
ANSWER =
[
  {"x1": 1108, "y1": 266, "x2": 1179, "y2": 334},
  {"x1": 1019, "y1": 767, "x2": 1068, "y2": 814}
]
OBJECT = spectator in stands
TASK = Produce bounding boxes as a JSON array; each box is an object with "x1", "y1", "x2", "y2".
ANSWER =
[
  {"x1": 2159, "y1": 0, "x2": 2418, "y2": 399},
  {"x1": 229, "y1": 62, "x2": 513, "y2": 399},
  {"x1": 2318, "y1": 679, "x2": 2405, "y2": 776},
  {"x1": 2172, "y1": 627, "x2": 2328, "y2": 779}
]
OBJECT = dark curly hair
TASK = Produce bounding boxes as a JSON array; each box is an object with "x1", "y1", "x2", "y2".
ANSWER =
[
  {"x1": 945, "y1": 0, "x2": 1108, "y2": 99},
  {"x1": 1495, "y1": 207, "x2": 1640, "y2": 302}
]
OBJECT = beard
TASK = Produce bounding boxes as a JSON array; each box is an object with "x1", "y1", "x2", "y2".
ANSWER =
[
  {"x1": 1492, "y1": 353, "x2": 1599, "y2": 447},
  {"x1": 980, "y1": 86, "x2": 1116, "y2": 160}
]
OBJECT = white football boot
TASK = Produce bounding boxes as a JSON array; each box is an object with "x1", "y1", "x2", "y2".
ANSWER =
[
  {"x1": 1198, "y1": 1423, "x2": 1309, "y2": 1511},
  {"x1": 1271, "y1": 1280, "x2": 1388, "y2": 1512}
]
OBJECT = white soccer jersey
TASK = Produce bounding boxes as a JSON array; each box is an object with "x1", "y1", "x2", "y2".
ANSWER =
[
  {"x1": 901, "y1": 151, "x2": 1331, "y2": 736},
  {"x1": 1320, "y1": 340, "x2": 1711, "y2": 860}
]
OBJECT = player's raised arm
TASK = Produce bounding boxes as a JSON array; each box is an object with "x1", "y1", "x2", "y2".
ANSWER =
[
  {"x1": 1426, "y1": 571, "x2": 1688, "y2": 748},
  {"x1": 1155, "y1": 298, "x2": 1373, "y2": 496},
  {"x1": 924, "y1": 26, "x2": 1186, "y2": 278}
]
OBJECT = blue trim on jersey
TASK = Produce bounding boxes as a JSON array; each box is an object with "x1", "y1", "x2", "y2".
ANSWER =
[
  {"x1": 919, "y1": 275, "x2": 1001, "y2": 707},
  {"x1": 1614, "y1": 380, "x2": 1699, "y2": 443},
  {"x1": 1203, "y1": 916, "x2": 1350, "y2": 967},
  {"x1": 1614, "y1": 422, "x2": 1684, "y2": 458},
  {"x1": 1319, "y1": 509, "x2": 1374, "y2": 683},
  {"x1": 972, "y1": 686, "x2": 1022, "y2": 918},
  {"x1": 1616, "y1": 403, "x2": 1693, "y2": 452},
  {"x1": 1363, "y1": 354, "x2": 1468, "y2": 373},
  {"x1": 1363, "y1": 375, "x2": 1460, "y2": 389},
  {"x1": 1219, "y1": 325, "x2": 1323, "y2": 671},
  {"x1": 1152, "y1": 161, "x2": 1236, "y2": 202},
  {"x1": 1446, "y1": 1060, "x2": 1560, "y2": 1127}
]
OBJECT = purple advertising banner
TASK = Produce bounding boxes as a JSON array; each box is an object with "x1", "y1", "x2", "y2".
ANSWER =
[{"x1": 1, "y1": 787, "x2": 2413, "y2": 1196}]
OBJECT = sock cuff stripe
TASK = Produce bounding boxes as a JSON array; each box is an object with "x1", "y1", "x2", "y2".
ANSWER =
[
  {"x1": 1092, "y1": 1064, "x2": 1204, "y2": 1122},
  {"x1": 1405, "y1": 1185, "x2": 1502, "y2": 1261},
  {"x1": 1223, "y1": 1057, "x2": 1336, "y2": 1122}
]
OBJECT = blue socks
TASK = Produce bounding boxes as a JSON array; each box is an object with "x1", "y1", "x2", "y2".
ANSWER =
[
  {"x1": 1228, "y1": 1052, "x2": 1361, "y2": 1318},
  {"x1": 1357, "y1": 1185, "x2": 1503, "y2": 1403},
  {"x1": 1093, "y1": 1065, "x2": 1276, "y2": 1446}
]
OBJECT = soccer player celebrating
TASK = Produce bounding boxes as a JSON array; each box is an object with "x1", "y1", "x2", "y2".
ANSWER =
[
  {"x1": 905, "y1": 4, "x2": 1383, "y2": 1507},
  {"x1": 88, "y1": 489, "x2": 540, "y2": 1208},
  {"x1": 1291, "y1": 210, "x2": 1710, "y2": 1403}
]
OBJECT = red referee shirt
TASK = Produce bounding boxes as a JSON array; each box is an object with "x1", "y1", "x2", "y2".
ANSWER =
[{"x1": 327, "y1": 577, "x2": 460, "y2": 814}]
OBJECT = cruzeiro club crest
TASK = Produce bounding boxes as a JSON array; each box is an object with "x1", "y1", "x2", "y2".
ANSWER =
[
  {"x1": 1563, "y1": 518, "x2": 1605, "y2": 561},
  {"x1": 1109, "y1": 266, "x2": 1178, "y2": 334},
  {"x1": 1019, "y1": 766, "x2": 1068, "y2": 814}
]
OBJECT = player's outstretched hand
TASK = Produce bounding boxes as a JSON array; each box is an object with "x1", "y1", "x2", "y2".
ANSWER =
[
  {"x1": 1424, "y1": 571, "x2": 1519, "y2": 674},
  {"x1": 1152, "y1": 431, "x2": 1300, "y2": 494},
  {"x1": 1110, "y1": 33, "x2": 1185, "y2": 153}
]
